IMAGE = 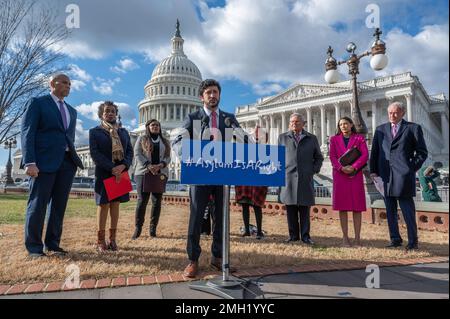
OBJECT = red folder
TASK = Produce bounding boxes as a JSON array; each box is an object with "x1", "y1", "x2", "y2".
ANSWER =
[{"x1": 103, "y1": 171, "x2": 132, "y2": 201}]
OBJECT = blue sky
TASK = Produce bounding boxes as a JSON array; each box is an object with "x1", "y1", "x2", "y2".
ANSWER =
[{"x1": 1, "y1": 0, "x2": 449, "y2": 172}]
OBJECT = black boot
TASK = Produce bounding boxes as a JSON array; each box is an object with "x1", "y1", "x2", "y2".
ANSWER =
[
  {"x1": 131, "y1": 226, "x2": 142, "y2": 240},
  {"x1": 149, "y1": 225, "x2": 156, "y2": 237}
]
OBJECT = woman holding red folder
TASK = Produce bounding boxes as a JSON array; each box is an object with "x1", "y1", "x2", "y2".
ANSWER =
[
  {"x1": 89, "y1": 101, "x2": 133, "y2": 253},
  {"x1": 329, "y1": 117, "x2": 368, "y2": 247}
]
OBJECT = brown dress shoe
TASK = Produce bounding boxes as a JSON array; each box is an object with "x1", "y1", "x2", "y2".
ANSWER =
[{"x1": 183, "y1": 261, "x2": 198, "y2": 278}]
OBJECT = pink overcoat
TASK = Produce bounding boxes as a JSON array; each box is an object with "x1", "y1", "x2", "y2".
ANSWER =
[{"x1": 329, "y1": 133, "x2": 369, "y2": 212}]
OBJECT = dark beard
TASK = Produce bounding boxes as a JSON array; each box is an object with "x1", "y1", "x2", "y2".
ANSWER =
[{"x1": 208, "y1": 98, "x2": 219, "y2": 109}]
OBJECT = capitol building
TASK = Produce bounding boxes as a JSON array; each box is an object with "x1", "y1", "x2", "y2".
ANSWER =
[
  {"x1": 132, "y1": 20, "x2": 203, "y2": 180},
  {"x1": 235, "y1": 72, "x2": 449, "y2": 176},
  {"x1": 9, "y1": 21, "x2": 449, "y2": 182}
]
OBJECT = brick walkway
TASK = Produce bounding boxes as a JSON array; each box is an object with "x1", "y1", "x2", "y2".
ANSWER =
[{"x1": 1, "y1": 256, "x2": 448, "y2": 296}]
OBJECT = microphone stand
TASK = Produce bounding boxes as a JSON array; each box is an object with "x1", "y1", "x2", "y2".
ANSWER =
[{"x1": 189, "y1": 123, "x2": 247, "y2": 299}]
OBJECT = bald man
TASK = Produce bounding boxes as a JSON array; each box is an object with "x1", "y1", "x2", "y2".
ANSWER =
[{"x1": 21, "y1": 73, "x2": 84, "y2": 258}]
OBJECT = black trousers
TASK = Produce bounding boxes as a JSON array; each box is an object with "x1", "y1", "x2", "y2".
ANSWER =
[
  {"x1": 286, "y1": 205, "x2": 311, "y2": 241},
  {"x1": 242, "y1": 204, "x2": 263, "y2": 235},
  {"x1": 187, "y1": 185, "x2": 223, "y2": 262},
  {"x1": 134, "y1": 175, "x2": 163, "y2": 230}
]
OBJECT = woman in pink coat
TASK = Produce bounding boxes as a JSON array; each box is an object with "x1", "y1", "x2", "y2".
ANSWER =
[{"x1": 329, "y1": 117, "x2": 369, "y2": 247}]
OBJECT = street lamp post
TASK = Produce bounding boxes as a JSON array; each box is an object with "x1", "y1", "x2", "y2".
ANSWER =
[
  {"x1": 324, "y1": 28, "x2": 388, "y2": 135},
  {"x1": 3, "y1": 137, "x2": 17, "y2": 186}
]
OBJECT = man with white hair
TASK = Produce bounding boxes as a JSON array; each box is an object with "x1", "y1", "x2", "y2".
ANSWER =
[
  {"x1": 370, "y1": 101, "x2": 428, "y2": 251},
  {"x1": 21, "y1": 73, "x2": 84, "y2": 258},
  {"x1": 278, "y1": 113, "x2": 323, "y2": 245}
]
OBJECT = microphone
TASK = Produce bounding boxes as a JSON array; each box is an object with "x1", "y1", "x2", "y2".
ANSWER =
[
  {"x1": 201, "y1": 115, "x2": 210, "y2": 130},
  {"x1": 224, "y1": 117, "x2": 238, "y2": 128},
  {"x1": 224, "y1": 117, "x2": 253, "y2": 143}
]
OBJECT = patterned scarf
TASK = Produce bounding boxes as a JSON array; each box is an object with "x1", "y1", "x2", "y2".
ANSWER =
[{"x1": 101, "y1": 120, "x2": 124, "y2": 162}]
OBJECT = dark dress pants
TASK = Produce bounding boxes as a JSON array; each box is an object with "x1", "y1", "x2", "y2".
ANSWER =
[
  {"x1": 134, "y1": 175, "x2": 163, "y2": 230},
  {"x1": 286, "y1": 205, "x2": 311, "y2": 241},
  {"x1": 24, "y1": 153, "x2": 77, "y2": 253},
  {"x1": 187, "y1": 185, "x2": 223, "y2": 261},
  {"x1": 384, "y1": 196, "x2": 418, "y2": 245}
]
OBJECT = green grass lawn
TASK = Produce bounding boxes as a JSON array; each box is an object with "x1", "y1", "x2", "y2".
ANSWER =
[{"x1": 0, "y1": 194, "x2": 136, "y2": 224}]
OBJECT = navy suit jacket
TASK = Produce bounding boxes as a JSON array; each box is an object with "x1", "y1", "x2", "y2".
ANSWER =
[
  {"x1": 20, "y1": 94, "x2": 83, "y2": 172},
  {"x1": 370, "y1": 120, "x2": 428, "y2": 197}
]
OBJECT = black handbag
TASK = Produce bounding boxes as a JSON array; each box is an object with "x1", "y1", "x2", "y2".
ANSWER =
[
  {"x1": 338, "y1": 147, "x2": 361, "y2": 166},
  {"x1": 338, "y1": 147, "x2": 366, "y2": 176}
]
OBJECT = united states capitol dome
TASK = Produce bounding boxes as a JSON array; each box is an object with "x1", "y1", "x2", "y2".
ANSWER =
[
  {"x1": 150, "y1": 20, "x2": 202, "y2": 82},
  {"x1": 137, "y1": 20, "x2": 203, "y2": 134}
]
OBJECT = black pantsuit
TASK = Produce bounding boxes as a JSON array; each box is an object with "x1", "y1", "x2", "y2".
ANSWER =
[{"x1": 134, "y1": 175, "x2": 163, "y2": 232}]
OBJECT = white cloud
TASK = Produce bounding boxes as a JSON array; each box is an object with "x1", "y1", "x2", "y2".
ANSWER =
[
  {"x1": 68, "y1": 64, "x2": 92, "y2": 91},
  {"x1": 39, "y1": 0, "x2": 448, "y2": 97},
  {"x1": 43, "y1": 0, "x2": 202, "y2": 59},
  {"x1": 69, "y1": 64, "x2": 92, "y2": 82},
  {"x1": 75, "y1": 119, "x2": 89, "y2": 146},
  {"x1": 92, "y1": 78, "x2": 121, "y2": 95},
  {"x1": 111, "y1": 58, "x2": 140, "y2": 74},
  {"x1": 75, "y1": 102, "x2": 102, "y2": 121},
  {"x1": 71, "y1": 79, "x2": 86, "y2": 91},
  {"x1": 252, "y1": 83, "x2": 284, "y2": 95},
  {"x1": 383, "y1": 24, "x2": 449, "y2": 95}
]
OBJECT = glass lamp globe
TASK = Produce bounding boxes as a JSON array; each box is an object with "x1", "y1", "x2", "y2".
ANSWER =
[
  {"x1": 370, "y1": 54, "x2": 388, "y2": 70},
  {"x1": 325, "y1": 69, "x2": 340, "y2": 84},
  {"x1": 346, "y1": 42, "x2": 357, "y2": 53}
]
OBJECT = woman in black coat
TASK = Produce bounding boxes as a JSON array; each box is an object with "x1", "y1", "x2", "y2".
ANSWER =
[{"x1": 89, "y1": 101, "x2": 133, "y2": 253}]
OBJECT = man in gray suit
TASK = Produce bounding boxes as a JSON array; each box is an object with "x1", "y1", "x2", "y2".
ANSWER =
[{"x1": 278, "y1": 113, "x2": 324, "y2": 244}]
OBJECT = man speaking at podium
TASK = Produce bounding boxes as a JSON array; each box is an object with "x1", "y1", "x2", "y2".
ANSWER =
[{"x1": 175, "y1": 79, "x2": 240, "y2": 278}]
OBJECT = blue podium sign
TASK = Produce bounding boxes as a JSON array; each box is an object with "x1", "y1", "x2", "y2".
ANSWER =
[{"x1": 180, "y1": 140, "x2": 285, "y2": 186}]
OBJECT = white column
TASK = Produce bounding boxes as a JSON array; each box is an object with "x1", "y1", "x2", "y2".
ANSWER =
[
  {"x1": 306, "y1": 107, "x2": 312, "y2": 133},
  {"x1": 173, "y1": 104, "x2": 176, "y2": 121},
  {"x1": 269, "y1": 114, "x2": 275, "y2": 144},
  {"x1": 371, "y1": 100, "x2": 377, "y2": 137},
  {"x1": 441, "y1": 113, "x2": 449, "y2": 153},
  {"x1": 159, "y1": 105, "x2": 162, "y2": 121},
  {"x1": 320, "y1": 105, "x2": 326, "y2": 147},
  {"x1": 405, "y1": 94, "x2": 413, "y2": 122},
  {"x1": 334, "y1": 103, "x2": 341, "y2": 125},
  {"x1": 281, "y1": 112, "x2": 287, "y2": 133},
  {"x1": 326, "y1": 110, "x2": 332, "y2": 138},
  {"x1": 312, "y1": 112, "x2": 317, "y2": 136}
]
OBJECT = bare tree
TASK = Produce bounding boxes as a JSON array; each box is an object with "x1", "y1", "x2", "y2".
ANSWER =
[{"x1": 0, "y1": 0, "x2": 69, "y2": 144}]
